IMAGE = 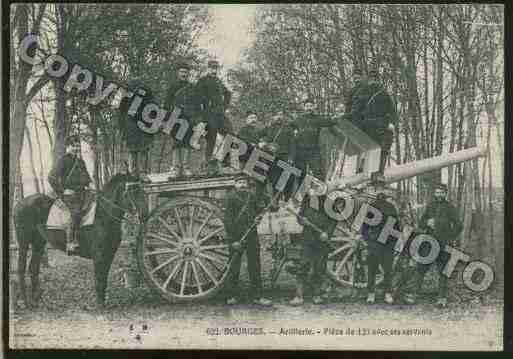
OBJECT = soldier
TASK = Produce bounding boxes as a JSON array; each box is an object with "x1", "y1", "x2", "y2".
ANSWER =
[
  {"x1": 164, "y1": 62, "x2": 195, "y2": 178},
  {"x1": 345, "y1": 67, "x2": 366, "y2": 115},
  {"x1": 362, "y1": 190, "x2": 399, "y2": 304},
  {"x1": 290, "y1": 98, "x2": 338, "y2": 182},
  {"x1": 238, "y1": 111, "x2": 265, "y2": 150},
  {"x1": 224, "y1": 178, "x2": 273, "y2": 306},
  {"x1": 350, "y1": 67, "x2": 397, "y2": 178},
  {"x1": 48, "y1": 136, "x2": 92, "y2": 255},
  {"x1": 236, "y1": 111, "x2": 268, "y2": 206},
  {"x1": 412, "y1": 183, "x2": 463, "y2": 307},
  {"x1": 118, "y1": 80, "x2": 155, "y2": 176},
  {"x1": 261, "y1": 110, "x2": 296, "y2": 203},
  {"x1": 195, "y1": 59, "x2": 232, "y2": 175},
  {"x1": 287, "y1": 99, "x2": 339, "y2": 306},
  {"x1": 289, "y1": 195, "x2": 343, "y2": 306}
]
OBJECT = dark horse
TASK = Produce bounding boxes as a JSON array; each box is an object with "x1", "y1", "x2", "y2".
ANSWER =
[{"x1": 13, "y1": 173, "x2": 144, "y2": 309}]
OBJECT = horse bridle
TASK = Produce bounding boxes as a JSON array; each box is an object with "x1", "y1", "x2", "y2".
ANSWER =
[{"x1": 95, "y1": 181, "x2": 142, "y2": 224}]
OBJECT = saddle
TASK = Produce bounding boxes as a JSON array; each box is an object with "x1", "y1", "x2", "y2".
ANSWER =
[{"x1": 47, "y1": 190, "x2": 96, "y2": 230}]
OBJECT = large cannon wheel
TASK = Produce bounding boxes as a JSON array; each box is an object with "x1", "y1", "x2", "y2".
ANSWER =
[
  {"x1": 137, "y1": 196, "x2": 232, "y2": 302},
  {"x1": 326, "y1": 222, "x2": 385, "y2": 289}
]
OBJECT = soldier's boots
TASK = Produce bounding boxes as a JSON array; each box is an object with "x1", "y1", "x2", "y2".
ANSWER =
[
  {"x1": 226, "y1": 297, "x2": 238, "y2": 305},
  {"x1": 366, "y1": 292, "x2": 376, "y2": 304},
  {"x1": 66, "y1": 226, "x2": 80, "y2": 256},
  {"x1": 181, "y1": 149, "x2": 194, "y2": 177},
  {"x1": 384, "y1": 292, "x2": 394, "y2": 304},
  {"x1": 404, "y1": 293, "x2": 416, "y2": 305},
  {"x1": 289, "y1": 296, "x2": 304, "y2": 306},
  {"x1": 182, "y1": 166, "x2": 193, "y2": 177},
  {"x1": 290, "y1": 283, "x2": 305, "y2": 306},
  {"x1": 312, "y1": 295, "x2": 324, "y2": 305},
  {"x1": 253, "y1": 297, "x2": 273, "y2": 306},
  {"x1": 436, "y1": 297, "x2": 447, "y2": 308},
  {"x1": 168, "y1": 166, "x2": 179, "y2": 179}
]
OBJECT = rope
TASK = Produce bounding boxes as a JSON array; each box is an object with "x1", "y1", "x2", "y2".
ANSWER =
[{"x1": 88, "y1": 183, "x2": 141, "y2": 224}]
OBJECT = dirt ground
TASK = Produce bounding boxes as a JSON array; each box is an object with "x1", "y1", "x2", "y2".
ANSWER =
[{"x1": 9, "y1": 242, "x2": 504, "y2": 351}]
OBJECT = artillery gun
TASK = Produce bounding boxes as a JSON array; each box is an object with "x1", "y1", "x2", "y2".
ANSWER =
[
  {"x1": 265, "y1": 145, "x2": 487, "y2": 289},
  {"x1": 130, "y1": 116, "x2": 486, "y2": 301}
]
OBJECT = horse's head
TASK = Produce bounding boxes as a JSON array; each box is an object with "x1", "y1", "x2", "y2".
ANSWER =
[{"x1": 102, "y1": 172, "x2": 147, "y2": 219}]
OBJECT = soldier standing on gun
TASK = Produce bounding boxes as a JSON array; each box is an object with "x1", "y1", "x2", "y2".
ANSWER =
[
  {"x1": 195, "y1": 60, "x2": 232, "y2": 176},
  {"x1": 345, "y1": 67, "x2": 366, "y2": 115},
  {"x1": 48, "y1": 136, "x2": 92, "y2": 255},
  {"x1": 349, "y1": 67, "x2": 397, "y2": 179},
  {"x1": 411, "y1": 183, "x2": 463, "y2": 307}
]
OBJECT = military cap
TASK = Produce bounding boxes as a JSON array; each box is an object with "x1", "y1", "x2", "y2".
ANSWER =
[{"x1": 207, "y1": 59, "x2": 220, "y2": 68}]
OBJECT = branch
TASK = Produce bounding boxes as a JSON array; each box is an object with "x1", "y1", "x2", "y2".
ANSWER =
[
  {"x1": 25, "y1": 73, "x2": 51, "y2": 101},
  {"x1": 32, "y1": 4, "x2": 47, "y2": 35}
]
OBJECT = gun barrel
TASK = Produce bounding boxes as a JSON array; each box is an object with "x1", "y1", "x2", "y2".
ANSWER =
[{"x1": 383, "y1": 146, "x2": 487, "y2": 184}]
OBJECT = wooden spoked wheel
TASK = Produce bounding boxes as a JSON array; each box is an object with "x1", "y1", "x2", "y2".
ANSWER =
[
  {"x1": 137, "y1": 196, "x2": 233, "y2": 302},
  {"x1": 326, "y1": 222, "x2": 384, "y2": 289}
]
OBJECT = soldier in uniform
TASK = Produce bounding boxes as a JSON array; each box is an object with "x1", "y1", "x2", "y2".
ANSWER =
[
  {"x1": 118, "y1": 80, "x2": 155, "y2": 176},
  {"x1": 224, "y1": 178, "x2": 273, "y2": 306},
  {"x1": 236, "y1": 111, "x2": 268, "y2": 206},
  {"x1": 412, "y1": 183, "x2": 463, "y2": 307},
  {"x1": 289, "y1": 195, "x2": 344, "y2": 306},
  {"x1": 261, "y1": 110, "x2": 296, "y2": 203},
  {"x1": 288, "y1": 99, "x2": 339, "y2": 306},
  {"x1": 291, "y1": 98, "x2": 338, "y2": 182},
  {"x1": 362, "y1": 189, "x2": 399, "y2": 304},
  {"x1": 345, "y1": 67, "x2": 366, "y2": 115},
  {"x1": 350, "y1": 67, "x2": 397, "y2": 178},
  {"x1": 164, "y1": 62, "x2": 195, "y2": 178},
  {"x1": 48, "y1": 136, "x2": 92, "y2": 255},
  {"x1": 238, "y1": 111, "x2": 265, "y2": 151},
  {"x1": 195, "y1": 59, "x2": 232, "y2": 175}
]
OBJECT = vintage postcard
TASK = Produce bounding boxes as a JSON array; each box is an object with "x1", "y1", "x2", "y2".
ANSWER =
[{"x1": 7, "y1": 3, "x2": 504, "y2": 351}]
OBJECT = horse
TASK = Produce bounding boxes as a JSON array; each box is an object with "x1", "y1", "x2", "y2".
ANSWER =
[{"x1": 12, "y1": 173, "x2": 145, "y2": 309}]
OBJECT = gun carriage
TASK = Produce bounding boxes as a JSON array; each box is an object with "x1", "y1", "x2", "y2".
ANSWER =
[{"x1": 127, "y1": 135, "x2": 486, "y2": 303}]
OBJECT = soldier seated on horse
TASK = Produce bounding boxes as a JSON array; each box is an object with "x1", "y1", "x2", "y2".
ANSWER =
[{"x1": 48, "y1": 135, "x2": 92, "y2": 255}]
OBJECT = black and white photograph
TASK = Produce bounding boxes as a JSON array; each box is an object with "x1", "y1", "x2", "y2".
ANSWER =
[{"x1": 5, "y1": 3, "x2": 505, "y2": 351}]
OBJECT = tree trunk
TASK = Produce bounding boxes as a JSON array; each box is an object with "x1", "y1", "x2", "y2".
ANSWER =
[
  {"x1": 32, "y1": 116, "x2": 46, "y2": 193},
  {"x1": 25, "y1": 124, "x2": 41, "y2": 194},
  {"x1": 53, "y1": 4, "x2": 68, "y2": 163},
  {"x1": 460, "y1": 161, "x2": 473, "y2": 251},
  {"x1": 90, "y1": 110, "x2": 101, "y2": 190}
]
